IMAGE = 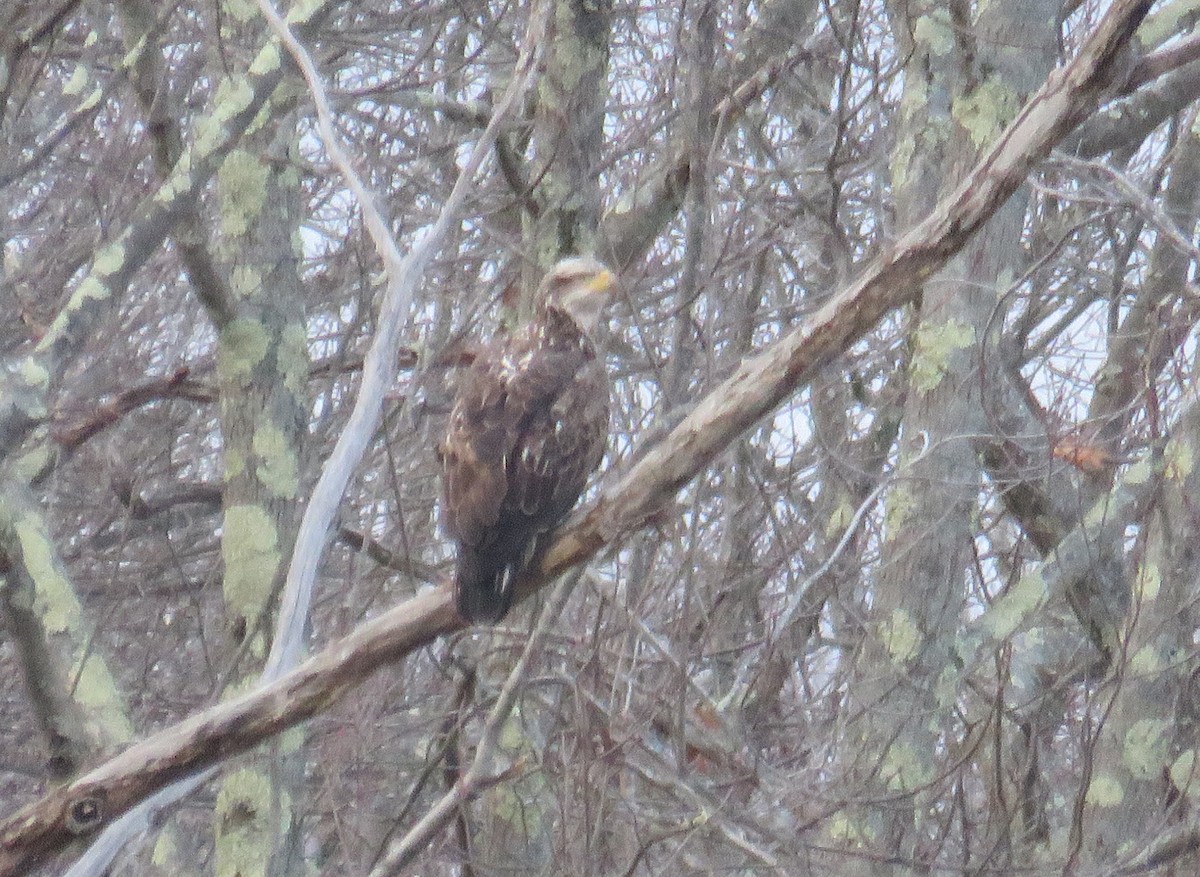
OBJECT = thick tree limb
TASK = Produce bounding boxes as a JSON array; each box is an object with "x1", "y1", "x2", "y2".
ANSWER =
[
  {"x1": 1067, "y1": 56, "x2": 1200, "y2": 158},
  {"x1": 0, "y1": 1, "x2": 1151, "y2": 872},
  {"x1": 0, "y1": 483, "x2": 96, "y2": 781},
  {"x1": 0, "y1": 591, "x2": 458, "y2": 875}
]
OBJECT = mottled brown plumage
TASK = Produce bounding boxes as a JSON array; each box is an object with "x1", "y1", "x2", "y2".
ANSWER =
[{"x1": 441, "y1": 257, "x2": 616, "y2": 623}]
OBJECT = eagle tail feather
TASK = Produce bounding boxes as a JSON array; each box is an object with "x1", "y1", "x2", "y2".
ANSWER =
[{"x1": 454, "y1": 546, "x2": 518, "y2": 624}]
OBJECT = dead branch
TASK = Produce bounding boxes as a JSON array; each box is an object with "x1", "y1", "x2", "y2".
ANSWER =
[{"x1": 52, "y1": 368, "x2": 197, "y2": 450}]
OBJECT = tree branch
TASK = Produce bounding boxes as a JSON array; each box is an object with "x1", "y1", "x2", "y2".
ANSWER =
[
  {"x1": 52, "y1": 368, "x2": 197, "y2": 450},
  {"x1": 369, "y1": 572, "x2": 581, "y2": 876}
]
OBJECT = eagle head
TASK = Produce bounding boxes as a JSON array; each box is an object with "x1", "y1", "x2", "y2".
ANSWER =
[{"x1": 538, "y1": 256, "x2": 616, "y2": 334}]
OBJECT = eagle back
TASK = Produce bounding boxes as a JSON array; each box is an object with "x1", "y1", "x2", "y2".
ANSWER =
[{"x1": 442, "y1": 305, "x2": 609, "y2": 549}]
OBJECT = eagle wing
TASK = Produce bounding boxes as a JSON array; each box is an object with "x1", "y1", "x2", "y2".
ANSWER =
[{"x1": 441, "y1": 325, "x2": 608, "y2": 622}]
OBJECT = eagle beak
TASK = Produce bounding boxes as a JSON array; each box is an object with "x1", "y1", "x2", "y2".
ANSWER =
[{"x1": 587, "y1": 269, "x2": 615, "y2": 294}]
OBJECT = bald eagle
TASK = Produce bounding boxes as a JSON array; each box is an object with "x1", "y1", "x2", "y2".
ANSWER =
[{"x1": 440, "y1": 257, "x2": 616, "y2": 623}]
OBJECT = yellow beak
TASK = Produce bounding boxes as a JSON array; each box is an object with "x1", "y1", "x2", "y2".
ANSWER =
[{"x1": 587, "y1": 269, "x2": 615, "y2": 293}]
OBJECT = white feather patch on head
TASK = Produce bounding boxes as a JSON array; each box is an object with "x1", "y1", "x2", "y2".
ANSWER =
[{"x1": 538, "y1": 256, "x2": 616, "y2": 333}]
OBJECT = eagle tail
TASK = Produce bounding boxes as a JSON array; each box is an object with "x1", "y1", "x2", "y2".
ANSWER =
[{"x1": 454, "y1": 547, "x2": 518, "y2": 624}]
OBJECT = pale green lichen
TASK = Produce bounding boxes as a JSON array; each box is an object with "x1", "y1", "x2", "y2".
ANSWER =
[
  {"x1": 828, "y1": 813, "x2": 874, "y2": 845},
  {"x1": 14, "y1": 515, "x2": 81, "y2": 633},
  {"x1": 982, "y1": 571, "x2": 1046, "y2": 642},
  {"x1": 224, "y1": 674, "x2": 261, "y2": 699},
  {"x1": 1165, "y1": 438, "x2": 1194, "y2": 481},
  {"x1": 151, "y1": 831, "x2": 178, "y2": 867},
  {"x1": 912, "y1": 8, "x2": 955, "y2": 56},
  {"x1": 63, "y1": 64, "x2": 89, "y2": 97},
  {"x1": 214, "y1": 767, "x2": 273, "y2": 877},
  {"x1": 279, "y1": 163, "x2": 300, "y2": 192},
  {"x1": 891, "y1": 77, "x2": 938, "y2": 193},
  {"x1": 71, "y1": 658, "x2": 135, "y2": 743},
  {"x1": 953, "y1": 77, "x2": 1019, "y2": 148},
  {"x1": 1138, "y1": 5, "x2": 1193, "y2": 50},
  {"x1": 825, "y1": 497, "x2": 854, "y2": 537},
  {"x1": 499, "y1": 711, "x2": 527, "y2": 751},
  {"x1": 489, "y1": 711, "x2": 550, "y2": 837},
  {"x1": 252, "y1": 423, "x2": 299, "y2": 499},
  {"x1": 11, "y1": 445, "x2": 52, "y2": 483},
  {"x1": 1124, "y1": 718, "x2": 1170, "y2": 779},
  {"x1": 222, "y1": 0, "x2": 257, "y2": 22},
  {"x1": 1124, "y1": 457, "x2": 1153, "y2": 485},
  {"x1": 1017, "y1": 624, "x2": 1047, "y2": 650},
  {"x1": 899, "y1": 75, "x2": 929, "y2": 119},
  {"x1": 78, "y1": 85, "x2": 103, "y2": 112},
  {"x1": 121, "y1": 34, "x2": 147, "y2": 69},
  {"x1": 74, "y1": 275, "x2": 111, "y2": 306},
  {"x1": 933, "y1": 663, "x2": 959, "y2": 709},
  {"x1": 218, "y1": 150, "x2": 270, "y2": 239},
  {"x1": 1130, "y1": 643, "x2": 1164, "y2": 676},
  {"x1": 219, "y1": 318, "x2": 271, "y2": 382},
  {"x1": 287, "y1": 0, "x2": 325, "y2": 24},
  {"x1": 911, "y1": 319, "x2": 976, "y2": 393},
  {"x1": 884, "y1": 742, "x2": 931, "y2": 792},
  {"x1": 153, "y1": 153, "x2": 193, "y2": 203},
  {"x1": 491, "y1": 781, "x2": 547, "y2": 834},
  {"x1": 882, "y1": 608, "x2": 922, "y2": 663},
  {"x1": 884, "y1": 484, "x2": 915, "y2": 538},
  {"x1": 1170, "y1": 749, "x2": 1195, "y2": 791},
  {"x1": 36, "y1": 312, "x2": 70, "y2": 352},
  {"x1": 892, "y1": 136, "x2": 916, "y2": 194},
  {"x1": 609, "y1": 188, "x2": 638, "y2": 216},
  {"x1": 230, "y1": 264, "x2": 265, "y2": 297},
  {"x1": 225, "y1": 448, "x2": 246, "y2": 482},
  {"x1": 218, "y1": 767, "x2": 273, "y2": 809},
  {"x1": 245, "y1": 98, "x2": 275, "y2": 137},
  {"x1": 221, "y1": 504, "x2": 281, "y2": 622},
  {"x1": 195, "y1": 76, "x2": 255, "y2": 157},
  {"x1": 1086, "y1": 773, "x2": 1124, "y2": 807},
  {"x1": 552, "y1": 19, "x2": 591, "y2": 95},
  {"x1": 279, "y1": 323, "x2": 308, "y2": 397},
  {"x1": 248, "y1": 41, "x2": 282, "y2": 77},
  {"x1": 954, "y1": 628, "x2": 984, "y2": 671},
  {"x1": 93, "y1": 242, "x2": 125, "y2": 277},
  {"x1": 1135, "y1": 562, "x2": 1161, "y2": 603},
  {"x1": 279, "y1": 725, "x2": 306, "y2": 755},
  {"x1": 20, "y1": 357, "x2": 50, "y2": 392}
]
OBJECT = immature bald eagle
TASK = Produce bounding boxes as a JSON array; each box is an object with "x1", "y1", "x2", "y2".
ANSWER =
[{"x1": 441, "y1": 257, "x2": 616, "y2": 623}]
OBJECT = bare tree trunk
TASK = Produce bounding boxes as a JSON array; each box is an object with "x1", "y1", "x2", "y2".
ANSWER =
[
  {"x1": 1081, "y1": 126, "x2": 1200, "y2": 869},
  {"x1": 206, "y1": 11, "x2": 309, "y2": 875},
  {"x1": 844, "y1": 1, "x2": 1059, "y2": 870}
]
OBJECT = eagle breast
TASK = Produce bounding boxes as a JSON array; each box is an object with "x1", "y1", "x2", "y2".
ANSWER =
[{"x1": 440, "y1": 257, "x2": 616, "y2": 623}]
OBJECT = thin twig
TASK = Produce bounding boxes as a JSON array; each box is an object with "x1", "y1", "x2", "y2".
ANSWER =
[{"x1": 369, "y1": 570, "x2": 582, "y2": 876}]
